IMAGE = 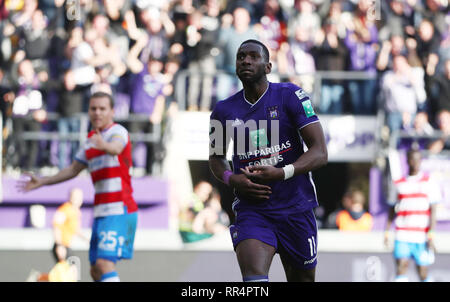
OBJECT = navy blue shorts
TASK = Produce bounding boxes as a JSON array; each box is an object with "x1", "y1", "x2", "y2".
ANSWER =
[{"x1": 230, "y1": 207, "x2": 318, "y2": 270}]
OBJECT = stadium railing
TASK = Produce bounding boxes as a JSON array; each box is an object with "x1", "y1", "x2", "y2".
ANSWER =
[
  {"x1": 12, "y1": 112, "x2": 161, "y2": 144},
  {"x1": 174, "y1": 69, "x2": 378, "y2": 111},
  {"x1": 2, "y1": 112, "x2": 162, "y2": 173}
]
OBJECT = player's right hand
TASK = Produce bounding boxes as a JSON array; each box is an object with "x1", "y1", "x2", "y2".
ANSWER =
[
  {"x1": 229, "y1": 174, "x2": 272, "y2": 202},
  {"x1": 16, "y1": 173, "x2": 43, "y2": 192}
]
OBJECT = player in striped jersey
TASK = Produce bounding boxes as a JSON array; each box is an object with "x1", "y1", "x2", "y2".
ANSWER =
[
  {"x1": 19, "y1": 92, "x2": 137, "y2": 282},
  {"x1": 384, "y1": 149, "x2": 441, "y2": 282}
]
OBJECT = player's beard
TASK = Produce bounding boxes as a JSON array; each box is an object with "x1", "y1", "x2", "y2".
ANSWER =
[{"x1": 237, "y1": 65, "x2": 266, "y2": 84}]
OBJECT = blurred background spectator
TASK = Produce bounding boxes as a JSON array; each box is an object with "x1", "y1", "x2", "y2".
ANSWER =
[
  {"x1": 311, "y1": 18, "x2": 348, "y2": 114},
  {"x1": 191, "y1": 188, "x2": 229, "y2": 236},
  {"x1": 53, "y1": 69, "x2": 84, "y2": 169},
  {"x1": 52, "y1": 187, "x2": 87, "y2": 264},
  {"x1": 335, "y1": 189, "x2": 373, "y2": 232},
  {"x1": 381, "y1": 54, "x2": 426, "y2": 135},
  {"x1": 179, "y1": 180, "x2": 230, "y2": 243},
  {"x1": 185, "y1": 6, "x2": 219, "y2": 111},
  {"x1": 344, "y1": 0, "x2": 378, "y2": 115},
  {"x1": 325, "y1": 190, "x2": 353, "y2": 229},
  {"x1": 129, "y1": 56, "x2": 166, "y2": 174},
  {"x1": 428, "y1": 109, "x2": 450, "y2": 153},
  {"x1": 9, "y1": 59, "x2": 48, "y2": 170},
  {"x1": 216, "y1": 6, "x2": 258, "y2": 101}
]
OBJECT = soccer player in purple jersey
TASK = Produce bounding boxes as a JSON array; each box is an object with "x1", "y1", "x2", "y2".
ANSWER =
[{"x1": 208, "y1": 39, "x2": 328, "y2": 282}]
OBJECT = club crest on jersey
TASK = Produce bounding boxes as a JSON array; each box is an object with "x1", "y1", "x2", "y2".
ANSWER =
[
  {"x1": 267, "y1": 106, "x2": 279, "y2": 119},
  {"x1": 295, "y1": 88, "x2": 309, "y2": 101}
]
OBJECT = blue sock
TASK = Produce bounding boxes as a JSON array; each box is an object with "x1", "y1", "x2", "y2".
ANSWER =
[
  {"x1": 100, "y1": 271, "x2": 120, "y2": 282},
  {"x1": 243, "y1": 275, "x2": 269, "y2": 282}
]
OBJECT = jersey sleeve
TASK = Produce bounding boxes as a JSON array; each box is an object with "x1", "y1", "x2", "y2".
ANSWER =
[
  {"x1": 109, "y1": 124, "x2": 129, "y2": 147},
  {"x1": 283, "y1": 85, "x2": 319, "y2": 130},
  {"x1": 74, "y1": 144, "x2": 88, "y2": 165}
]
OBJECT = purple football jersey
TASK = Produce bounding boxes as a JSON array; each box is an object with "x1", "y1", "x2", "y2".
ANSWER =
[{"x1": 210, "y1": 82, "x2": 320, "y2": 213}]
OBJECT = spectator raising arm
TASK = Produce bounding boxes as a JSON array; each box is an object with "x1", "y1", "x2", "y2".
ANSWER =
[{"x1": 126, "y1": 29, "x2": 149, "y2": 74}]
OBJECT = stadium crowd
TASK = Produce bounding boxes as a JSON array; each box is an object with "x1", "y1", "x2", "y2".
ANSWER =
[{"x1": 0, "y1": 0, "x2": 448, "y2": 172}]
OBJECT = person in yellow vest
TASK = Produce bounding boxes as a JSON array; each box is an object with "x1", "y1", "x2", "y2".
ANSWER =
[
  {"x1": 336, "y1": 189, "x2": 373, "y2": 232},
  {"x1": 48, "y1": 260, "x2": 78, "y2": 282},
  {"x1": 48, "y1": 244, "x2": 78, "y2": 282},
  {"x1": 52, "y1": 188, "x2": 88, "y2": 263},
  {"x1": 37, "y1": 245, "x2": 78, "y2": 282}
]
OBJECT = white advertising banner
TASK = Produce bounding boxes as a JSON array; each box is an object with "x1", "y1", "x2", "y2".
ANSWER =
[
  {"x1": 170, "y1": 112, "x2": 232, "y2": 161},
  {"x1": 321, "y1": 115, "x2": 378, "y2": 162}
]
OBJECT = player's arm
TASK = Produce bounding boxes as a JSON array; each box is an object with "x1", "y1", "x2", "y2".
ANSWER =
[
  {"x1": 208, "y1": 112, "x2": 233, "y2": 184},
  {"x1": 18, "y1": 160, "x2": 86, "y2": 192},
  {"x1": 90, "y1": 130, "x2": 126, "y2": 156},
  {"x1": 242, "y1": 122, "x2": 328, "y2": 182},
  {"x1": 290, "y1": 121, "x2": 328, "y2": 175},
  {"x1": 427, "y1": 203, "x2": 438, "y2": 251}
]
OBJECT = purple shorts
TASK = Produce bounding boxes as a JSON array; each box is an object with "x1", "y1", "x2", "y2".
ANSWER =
[{"x1": 229, "y1": 207, "x2": 318, "y2": 270}]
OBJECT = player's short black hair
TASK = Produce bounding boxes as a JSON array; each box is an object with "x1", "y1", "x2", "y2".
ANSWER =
[
  {"x1": 239, "y1": 39, "x2": 270, "y2": 62},
  {"x1": 90, "y1": 91, "x2": 114, "y2": 109}
]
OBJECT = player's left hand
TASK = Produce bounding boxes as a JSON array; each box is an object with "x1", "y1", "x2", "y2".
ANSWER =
[
  {"x1": 240, "y1": 165, "x2": 284, "y2": 184},
  {"x1": 90, "y1": 130, "x2": 106, "y2": 151}
]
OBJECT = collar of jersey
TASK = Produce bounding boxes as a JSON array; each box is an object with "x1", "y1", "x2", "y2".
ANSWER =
[
  {"x1": 407, "y1": 172, "x2": 423, "y2": 180},
  {"x1": 100, "y1": 122, "x2": 115, "y2": 133},
  {"x1": 242, "y1": 82, "x2": 270, "y2": 108}
]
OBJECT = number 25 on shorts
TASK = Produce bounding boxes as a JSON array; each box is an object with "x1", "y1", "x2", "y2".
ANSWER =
[{"x1": 99, "y1": 231, "x2": 118, "y2": 251}]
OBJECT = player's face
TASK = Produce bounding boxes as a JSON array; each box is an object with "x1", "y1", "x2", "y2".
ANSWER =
[
  {"x1": 407, "y1": 151, "x2": 421, "y2": 173},
  {"x1": 236, "y1": 43, "x2": 270, "y2": 83},
  {"x1": 88, "y1": 96, "x2": 114, "y2": 130}
]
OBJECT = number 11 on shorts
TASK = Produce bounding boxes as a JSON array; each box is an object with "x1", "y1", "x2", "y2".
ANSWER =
[{"x1": 308, "y1": 236, "x2": 316, "y2": 257}]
